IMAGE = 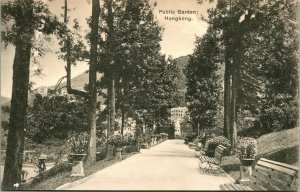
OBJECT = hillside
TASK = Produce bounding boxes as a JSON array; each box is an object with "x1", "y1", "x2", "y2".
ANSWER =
[
  {"x1": 1, "y1": 96, "x2": 10, "y2": 106},
  {"x1": 49, "y1": 71, "x2": 91, "y2": 90},
  {"x1": 257, "y1": 127, "x2": 299, "y2": 165},
  {"x1": 222, "y1": 127, "x2": 299, "y2": 179},
  {"x1": 3, "y1": 55, "x2": 189, "y2": 107},
  {"x1": 174, "y1": 55, "x2": 189, "y2": 105}
]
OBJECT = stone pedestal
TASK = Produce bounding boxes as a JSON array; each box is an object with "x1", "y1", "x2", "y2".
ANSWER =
[
  {"x1": 237, "y1": 159, "x2": 254, "y2": 184},
  {"x1": 116, "y1": 147, "x2": 122, "y2": 159},
  {"x1": 71, "y1": 161, "x2": 85, "y2": 177},
  {"x1": 237, "y1": 165, "x2": 252, "y2": 185}
]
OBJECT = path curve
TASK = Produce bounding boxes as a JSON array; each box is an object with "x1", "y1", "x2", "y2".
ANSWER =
[{"x1": 59, "y1": 140, "x2": 234, "y2": 190}]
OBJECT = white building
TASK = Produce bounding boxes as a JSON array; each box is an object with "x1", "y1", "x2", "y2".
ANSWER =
[
  {"x1": 60, "y1": 88, "x2": 68, "y2": 96},
  {"x1": 170, "y1": 107, "x2": 188, "y2": 136},
  {"x1": 35, "y1": 86, "x2": 48, "y2": 97}
]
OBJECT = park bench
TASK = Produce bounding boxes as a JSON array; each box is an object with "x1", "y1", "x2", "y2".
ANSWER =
[
  {"x1": 198, "y1": 144, "x2": 227, "y2": 169},
  {"x1": 138, "y1": 143, "x2": 148, "y2": 149},
  {"x1": 188, "y1": 142, "x2": 197, "y2": 148},
  {"x1": 220, "y1": 158, "x2": 299, "y2": 191}
]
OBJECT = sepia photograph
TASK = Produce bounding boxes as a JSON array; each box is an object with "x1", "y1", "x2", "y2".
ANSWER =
[{"x1": 0, "y1": 0, "x2": 299, "y2": 190}]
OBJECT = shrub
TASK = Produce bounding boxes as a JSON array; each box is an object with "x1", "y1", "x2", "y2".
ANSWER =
[
  {"x1": 235, "y1": 137, "x2": 258, "y2": 159},
  {"x1": 205, "y1": 136, "x2": 230, "y2": 157},
  {"x1": 107, "y1": 133, "x2": 127, "y2": 148},
  {"x1": 184, "y1": 133, "x2": 197, "y2": 144},
  {"x1": 67, "y1": 131, "x2": 89, "y2": 154}
]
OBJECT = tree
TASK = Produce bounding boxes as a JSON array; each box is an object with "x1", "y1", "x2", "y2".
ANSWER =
[
  {"x1": 199, "y1": 0, "x2": 299, "y2": 148},
  {"x1": 25, "y1": 95, "x2": 88, "y2": 143},
  {"x1": 180, "y1": 116, "x2": 193, "y2": 138},
  {"x1": 1, "y1": 0, "x2": 58, "y2": 189},
  {"x1": 98, "y1": 0, "x2": 178, "y2": 134},
  {"x1": 86, "y1": 0, "x2": 100, "y2": 164},
  {"x1": 185, "y1": 28, "x2": 222, "y2": 134},
  {"x1": 58, "y1": 0, "x2": 100, "y2": 164}
]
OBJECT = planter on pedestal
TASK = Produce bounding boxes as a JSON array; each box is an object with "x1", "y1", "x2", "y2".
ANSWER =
[
  {"x1": 237, "y1": 159, "x2": 255, "y2": 185},
  {"x1": 148, "y1": 140, "x2": 152, "y2": 147},
  {"x1": 116, "y1": 147, "x2": 123, "y2": 159},
  {"x1": 70, "y1": 154, "x2": 87, "y2": 177}
]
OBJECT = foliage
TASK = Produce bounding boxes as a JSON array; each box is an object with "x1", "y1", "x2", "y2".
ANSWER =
[
  {"x1": 26, "y1": 95, "x2": 88, "y2": 143},
  {"x1": 259, "y1": 96, "x2": 298, "y2": 133},
  {"x1": 206, "y1": 136, "x2": 231, "y2": 149},
  {"x1": 160, "y1": 133, "x2": 168, "y2": 138},
  {"x1": 185, "y1": 28, "x2": 222, "y2": 132},
  {"x1": 180, "y1": 116, "x2": 193, "y2": 137},
  {"x1": 123, "y1": 133, "x2": 137, "y2": 145},
  {"x1": 198, "y1": 0, "x2": 299, "y2": 139},
  {"x1": 107, "y1": 133, "x2": 127, "y2": 148},
  {"x1": 184, "y1": 133, "x2": 197, "y2": 144},
  {"x1": 67, "y1": 131, "x2": 89, "y2": 154},
  {"x1": 1, "y1": 0, "x2": 60, "y2": 189},
  {"x1": 235, "y1": 137, "x2": 258, "y2": 159},
  {"x1": 1, "y1": 128, "x2": 8, "y2": 149},
  {"x1": 98, "y1": 0, "x2": 179, "y2": 131}
]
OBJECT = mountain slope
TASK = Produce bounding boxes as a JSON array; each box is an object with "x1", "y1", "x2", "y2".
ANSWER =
[
  {"x1": 49, "y1": 71, "x2": 90, "y2": 90},
  {"x1": 174, "y1": 55, "x2": 189, "y2": 106},
  {"x1": 1, "y1": 96, "x2": 10, "y2": 106}
]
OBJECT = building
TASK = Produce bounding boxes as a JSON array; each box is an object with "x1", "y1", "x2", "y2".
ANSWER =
[
  {"x1": 35, "y1": 86, "x2": 48, "y2": 97},
  {"x1": 170, "y1": 107, "x2": 188, "y2": 136},
  {"x1": 59, "y1": 87, "x2": 68, "y2": 96}
]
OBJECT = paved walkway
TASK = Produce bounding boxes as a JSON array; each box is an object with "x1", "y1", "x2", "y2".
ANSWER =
[{"x1": 58, "y1": 140, "x2": 234, "y2": 190}]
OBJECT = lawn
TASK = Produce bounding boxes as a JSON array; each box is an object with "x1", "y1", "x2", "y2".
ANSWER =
[
  {"x1": 221, "y1": 127, "x2": 299, "y2": 180},
  {"x1": 20, "y1": 152, "x2": 138, "y2": 190}
]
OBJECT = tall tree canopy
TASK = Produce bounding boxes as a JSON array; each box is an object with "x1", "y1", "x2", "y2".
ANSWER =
[
  {"x1": 186, "y1": 28, "x2": 222, "y2": 132},
  {"x1": 98, "y1": 0, "x2": 179, "y2": 132},
  {"x1": 1, "y1": 0, "x2": 59, "y2": 189},
  {"x1": 196, "y1": 0, "x2": 299, "y2": 147}
]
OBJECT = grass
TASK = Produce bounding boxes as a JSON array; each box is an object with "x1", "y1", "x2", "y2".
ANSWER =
[
  {"x1": 221, "y1": 127, "x2": 299, "y2": 180},
  {"x1": 20, "y1": 152, "x2": 138, "y2": 190}
]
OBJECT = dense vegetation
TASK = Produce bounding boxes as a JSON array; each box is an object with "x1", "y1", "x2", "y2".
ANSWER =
[
  {"x1": 186, "y1": 0, "x2": 299, "y2": 146},
  {"x1": 1, "y1": 0, "x2": 179, "y2": 188}
]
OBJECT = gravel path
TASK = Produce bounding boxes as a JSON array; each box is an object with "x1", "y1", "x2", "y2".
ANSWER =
[{"x1": 59, "y1": 139, "x2": 234, "y2": 190}]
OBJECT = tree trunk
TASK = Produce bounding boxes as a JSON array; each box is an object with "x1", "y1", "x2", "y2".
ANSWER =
[
  {"x1": 85, "y1": 0, "x2": 100, "y2": 164},
  {"x1": 121, "y1": 106, "x2": 125, "y2": 135},
  {"x1": 229, "y1": 63, "x2": 237, "y2": 151},
  {"x1": 224, "y1": 51, "x2": 231, "y2": 138},
  {"x1": 64, "y1": 0, "x2": 89, "y2": 98},
  {"x1": 107, "y1": 0, "x2": 116, "y2": 133},
  {"x1": 110, "y1": 75, "x2": 116, "y2": 132},
  {"x1": 2, "y1": 3, "x2": 33, "y2": 189}
]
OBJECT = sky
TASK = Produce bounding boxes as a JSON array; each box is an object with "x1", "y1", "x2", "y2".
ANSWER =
[{"x1": 1, "y1": 0, "x2": 211, "y2": 98}]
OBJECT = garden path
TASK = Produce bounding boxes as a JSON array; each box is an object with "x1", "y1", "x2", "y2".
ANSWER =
[{"x1": 58, "y1": 139, "x2": 234, "y2": 190}]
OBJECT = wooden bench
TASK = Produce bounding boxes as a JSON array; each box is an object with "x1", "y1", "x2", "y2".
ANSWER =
[
  {"x1": 199, "y1": 144, "x2": 227, "y2": 169},
  {"x1": 220, "y1": 158, "x2": 299, "y2": 191},
  {"x1": 138, "y1": 143, "x2": 148, "y2": 149},
  {"x1": 188, "y1": 142, "x2": 197, "y2": 148}
]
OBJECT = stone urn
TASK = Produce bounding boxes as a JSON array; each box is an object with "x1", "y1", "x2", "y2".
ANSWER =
[
  {"x1": 237, "y1": 159, "x2": 255, "y2": 184},
  {"x1": 70, "y1": 154, "x2": 87, "y2": 177},
  {"x1": 116, "y1": 147, "x2": 123, "y2": 159}
]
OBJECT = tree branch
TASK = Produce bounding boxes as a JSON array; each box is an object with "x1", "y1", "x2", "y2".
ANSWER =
[{"x1": 64, "y1": 66, "x2": 89, "y2": 99}]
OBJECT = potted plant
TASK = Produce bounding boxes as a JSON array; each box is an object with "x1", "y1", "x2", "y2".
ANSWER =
[
  {"x1": 67, "y1": 131, "x2": 89, "y2": 177},
  {"x1": 107, "y1": 132, "x2": 127, "y2": 159},
  {"x1": 235, "y1": 137, "x2": 258, "y2": 163},
  {"x1": 235, "y1": 137, "x2": 258, "y2": 184}
]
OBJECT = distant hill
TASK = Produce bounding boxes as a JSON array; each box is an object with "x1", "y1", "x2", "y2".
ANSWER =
[
  {"x1": 174, "y1": 55, "x2": 190, "y2": 106},
  {"x1": 1, "y1": 96, "x2": 10, "y2": 124},
  {"x1": 49, "y1": 70, "x2": 91, "y2": 90},
  {"x1": 1, "y1": 96, "x2": 10, "y2": 106},
  {"x1": 49, "y1": 72, "x2": 106, "y2": 104}
]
